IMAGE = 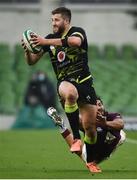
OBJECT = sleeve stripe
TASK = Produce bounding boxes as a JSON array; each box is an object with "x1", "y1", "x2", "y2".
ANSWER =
[{"x1": 71, "y1": 32, "x2": 84, "y2": 41}]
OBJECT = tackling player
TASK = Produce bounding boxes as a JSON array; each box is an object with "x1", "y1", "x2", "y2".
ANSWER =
[{"x1": 47, "y1": 97, "x2": 126, "y2": 173}]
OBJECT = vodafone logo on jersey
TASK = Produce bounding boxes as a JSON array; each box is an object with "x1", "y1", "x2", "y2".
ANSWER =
[{"x1": 57, "y1": 51, "x2": 65, "y2": 62}]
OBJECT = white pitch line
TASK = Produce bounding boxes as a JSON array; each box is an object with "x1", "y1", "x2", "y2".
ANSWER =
[{"x1": 126, "y1": 138, "x2": 137, "y2": 145}]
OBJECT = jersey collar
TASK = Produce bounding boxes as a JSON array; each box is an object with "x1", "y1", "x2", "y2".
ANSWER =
[{"x1": 61, "y1": 26, "x2": 72, "y2": 38}]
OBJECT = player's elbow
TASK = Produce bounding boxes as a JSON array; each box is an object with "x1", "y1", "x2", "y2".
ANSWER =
[
  {"x1": 27, "y1": 56, "x2": 40, "y2": 65},
  {"x1": 118, "y1": 119, "x2": 124, "y2": 129},
  {"x1": 120, "y1": 121, "x2": 124, "y2": 129},
  {"x1": 27, "y1": 60, "x2": 35, "y2": 66},
  {"x1": 28, "y1": 62, "x2": 34, "y2": 66}
]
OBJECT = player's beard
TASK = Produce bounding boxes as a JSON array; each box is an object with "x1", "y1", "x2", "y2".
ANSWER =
[{"x1": 53, "y1": 24, "x2": 65, "y2": 36}]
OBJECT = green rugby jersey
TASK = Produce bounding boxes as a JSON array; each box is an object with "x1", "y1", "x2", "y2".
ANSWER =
[{"x1": 42, "y1": 26, "x2": 92, "y2": 82}]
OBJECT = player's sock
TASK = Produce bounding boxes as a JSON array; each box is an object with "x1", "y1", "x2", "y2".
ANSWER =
[
  {"x1": 85, "y1": 142, "x2": 96, "y2": 163},
  {"x1": 84, "y1": 134, "x2": 97, "y2": 144},
  {"x1": 61, "y1": 129, "x2": 71, "y2": 139},
  {"x1": 84, "y1": 134, "x2": 97, "y2": 163},
  {"x1": 65, "y1": 103, "x2": 80, "y2": 139}
]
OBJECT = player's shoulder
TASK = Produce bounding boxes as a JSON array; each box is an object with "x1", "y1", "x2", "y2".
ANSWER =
[
  {"x1": 70, "y1": 26, "x2": 86, "y2": 33},
  {"x1": 69, "y1": 26, "x2": 87, "y2": 41}
]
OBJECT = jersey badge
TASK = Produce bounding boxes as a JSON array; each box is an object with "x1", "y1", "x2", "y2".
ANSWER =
[{"x1": 57, "y1": 51, "x2": 66, "y2": 62}]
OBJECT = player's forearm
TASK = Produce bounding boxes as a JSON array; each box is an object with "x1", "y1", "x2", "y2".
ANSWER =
[
  {"x1": 43, "y1": 36, "x2": 81, "y2": 47},
  {"x1": 43, "y1": 38, "x2": 62, "y2": 46},
  {"x1": 106, "y1": 119, "x2": 124, "y2": 130},
  {"x1": 25, "y1": 52, "x2": 37, "y2": 65},
  {"x1": 25, "y1": 51, "x2": 42, "y2": 65}
]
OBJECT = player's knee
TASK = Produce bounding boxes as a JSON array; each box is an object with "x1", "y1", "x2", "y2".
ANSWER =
[
  {"x1": 59, "y1": 81, "x2": 78, "y2": 103},
  {"x1": 65, "y1": 92, "x2": 78, "y2": 103}
]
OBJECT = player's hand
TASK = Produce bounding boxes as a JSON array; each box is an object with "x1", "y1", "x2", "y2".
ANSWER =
[
  {"x1": 30, "y1": 34, "x2": 46, "y2": 47},
  {"x1": 21, "y1": 39, "x2": 29, "y2": 53},
  {"x1": 96, "y1": 114, "x2": 107, "y2": 128}
]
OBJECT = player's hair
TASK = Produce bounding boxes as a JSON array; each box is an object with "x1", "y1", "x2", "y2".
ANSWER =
[
  {"x1": 97, "y1": 96, "x2": 103, "y2": 104},
  {"x1": 52, "y1": 7, "x2": 71, "y2": 22}
]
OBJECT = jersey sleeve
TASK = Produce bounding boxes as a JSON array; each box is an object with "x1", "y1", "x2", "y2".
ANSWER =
[
  {"x1": 107, "y1": 112, "x2": 122, "y2": 122},
  {"x1": 69, "y1": 27, "x2": 86, "y2": 42}
]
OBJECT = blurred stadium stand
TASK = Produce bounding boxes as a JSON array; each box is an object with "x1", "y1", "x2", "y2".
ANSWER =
[
  {"x1": 88, "y1": 45, "x2": 137, "y2": 117},
  {"x1": 0, "y1": 43, "x2": 137, "y2": 118},
  {"x1": 0, "y1": 0, "x2": 40, "y2": 3},
  {"x1": 61, "y1": 0, "x2": 137, "y2": 4},
  {"x1": 61, "y1": 0, "x2": 137, "y2": 11}
]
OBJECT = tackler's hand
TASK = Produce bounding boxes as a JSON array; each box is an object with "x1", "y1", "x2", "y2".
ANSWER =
[{"x1": 96, "y1": 114, "x2": 107, "y2": 128}]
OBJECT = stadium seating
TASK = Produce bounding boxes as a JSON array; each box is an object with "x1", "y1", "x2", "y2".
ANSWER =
[
  {"x1": 0, "y1": 82, "x2": 15, "y2": 114},
  {"x1": 91, "y1": 57, "x2": 137, "y2": 116},
  {"x1": 0, "y1": 43, "x2": 137, "y2": 116},
  {"x1": 88, "y1": 44, "x2": 101, "y2": 60},
  {"x1": 0, "y1": 44, "x2": 16, "y2": 113},
  {"x1": 103, "y1": 44, "x2": 119, "y2": 60},
  {"x1": 121, "y1": 44, "x2": 137, "y2": 60}
]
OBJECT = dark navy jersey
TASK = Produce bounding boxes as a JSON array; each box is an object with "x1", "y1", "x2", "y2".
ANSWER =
[
  {"x1": 42, "y1": 26, "x2": 91, "y2": 81},
  {"x1": 90, "y1": 112, "x2": 123, "y2": 163}
]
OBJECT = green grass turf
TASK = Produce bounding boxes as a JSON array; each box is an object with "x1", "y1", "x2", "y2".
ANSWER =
[{"x1": 0, "y1": 129, "x2": 137, "y2": 179}]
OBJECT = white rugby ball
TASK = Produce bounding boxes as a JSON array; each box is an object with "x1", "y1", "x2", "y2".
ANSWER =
[{"x1": 22, "y1": 29, "x2": 42, "y2": 54}]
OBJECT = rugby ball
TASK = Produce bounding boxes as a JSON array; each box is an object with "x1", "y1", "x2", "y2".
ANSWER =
[{"x1": 22, "y1": 29, "x2": 42, "y2": 54}]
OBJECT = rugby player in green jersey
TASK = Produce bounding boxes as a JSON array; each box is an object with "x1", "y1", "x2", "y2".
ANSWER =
[{"x1": 21, "y1": 7, "x2": 98, "y2": 164}]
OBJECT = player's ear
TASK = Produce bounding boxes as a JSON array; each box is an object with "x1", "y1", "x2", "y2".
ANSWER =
[{"x1": 64, "y1": 18, "x2": 70, "y2": 25}]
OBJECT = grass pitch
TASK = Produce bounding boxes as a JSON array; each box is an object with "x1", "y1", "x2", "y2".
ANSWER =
[{"x1": 0, "y1": 129, "x2": 137, "y2": 179}]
